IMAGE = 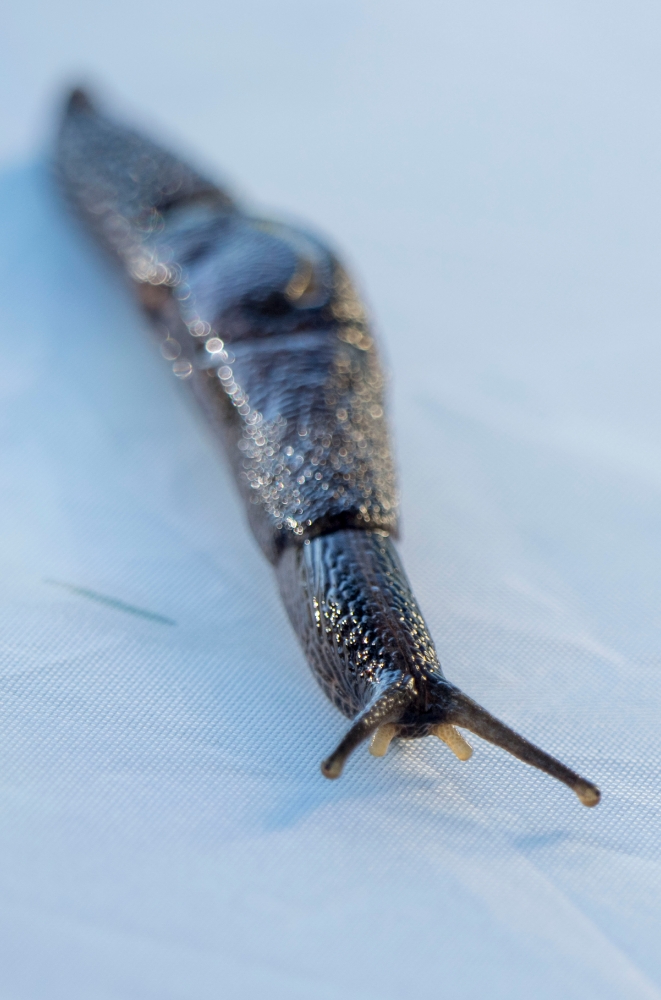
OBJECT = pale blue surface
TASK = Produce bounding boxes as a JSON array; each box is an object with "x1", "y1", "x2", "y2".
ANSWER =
[{"x1": 1, "y1": 3, "x2": 660, "y2": 997}]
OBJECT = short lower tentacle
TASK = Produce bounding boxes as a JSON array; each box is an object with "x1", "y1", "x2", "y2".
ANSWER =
[{"x1": 321, "y1": 684, "x2": 414, "y2": 779}]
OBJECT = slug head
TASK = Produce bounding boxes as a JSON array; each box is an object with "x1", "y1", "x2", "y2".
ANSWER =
[
  {"x1": 278, "y1": 530, "x2": 600, "y2": 808},
  {"x1": 321, "y1": 676, "x2": 601, "y2": 808}
]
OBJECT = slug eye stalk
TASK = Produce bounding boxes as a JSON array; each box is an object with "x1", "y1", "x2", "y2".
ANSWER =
[
  {"x1": 449, "y1": 693, "x2": 601, "y2": 807},
  {"x1": 320, "y1": 685, "x2": 414, "y2": 779},
  {"x1": 321, "y1": 683, "x2": 600, "y2": 808}
]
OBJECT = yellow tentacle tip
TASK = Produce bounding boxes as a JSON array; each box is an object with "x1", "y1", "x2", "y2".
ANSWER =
[
  {"x1": 575, "y1": 781, "x2": 601, "y2": 807},
  {"x1": 320, "y1": 756, "x2": 343, "y2": 779},
  {"x1": 432, "y1": 724, "x2": 473, "y2": 761},
  {"x1": 369, "y1": 724, "x2": 398, "y2": 757}
]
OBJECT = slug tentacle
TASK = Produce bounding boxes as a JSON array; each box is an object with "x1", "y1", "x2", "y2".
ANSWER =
[
  {"x1": 447, "y1": 694, "x2": 601, "y2": 806},
  {"x1": 432, "y1": 724, "x2": 473, "y2": 761},
  {"x1": 369, "y1": 724, "x2": 399, "y2": 757},
  {"x1": 278, "y1": 529, "x2": 600, "y2": 804},
  {"x1": 55, "y1": 88, "x2": 601, "y2": 808},
  {"x1": 321, "y1": 683, "x2": 415, "y2": 779}
]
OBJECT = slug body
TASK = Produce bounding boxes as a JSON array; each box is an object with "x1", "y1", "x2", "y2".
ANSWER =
[{"x1": 56, "y1": 91, "x2": 600, "y2": 806}]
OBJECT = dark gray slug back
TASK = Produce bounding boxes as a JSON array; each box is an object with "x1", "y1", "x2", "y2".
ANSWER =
[{"x1": 55, "y1": 89, "x2": 600, "y2": 806}]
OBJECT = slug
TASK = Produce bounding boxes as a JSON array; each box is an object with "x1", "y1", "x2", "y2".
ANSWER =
[{"x1": 55, "y1": 89, "x2": 600, "y2": 806}]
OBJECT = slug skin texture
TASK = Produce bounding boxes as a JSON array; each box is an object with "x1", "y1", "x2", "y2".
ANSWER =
[{"x1": 56, "y1": 89, "x2": 600, "y2": 807}]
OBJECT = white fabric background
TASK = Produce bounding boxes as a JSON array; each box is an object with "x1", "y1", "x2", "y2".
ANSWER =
[{"x1": 1, "y1": 2, "x2": 660, "y2": 997}]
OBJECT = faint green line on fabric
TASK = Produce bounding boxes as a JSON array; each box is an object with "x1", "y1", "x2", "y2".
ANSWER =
[{"x1": 43, "y1": 579, "x2": 176, "y2": 626}]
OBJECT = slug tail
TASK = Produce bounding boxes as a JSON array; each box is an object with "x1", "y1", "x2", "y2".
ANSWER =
[
  {"x1": 449, "y1": 692, "x2": 601, "y2": 807},
  {"x1": 66, "y1": 87, "x2": 94, "y2": 114}
]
